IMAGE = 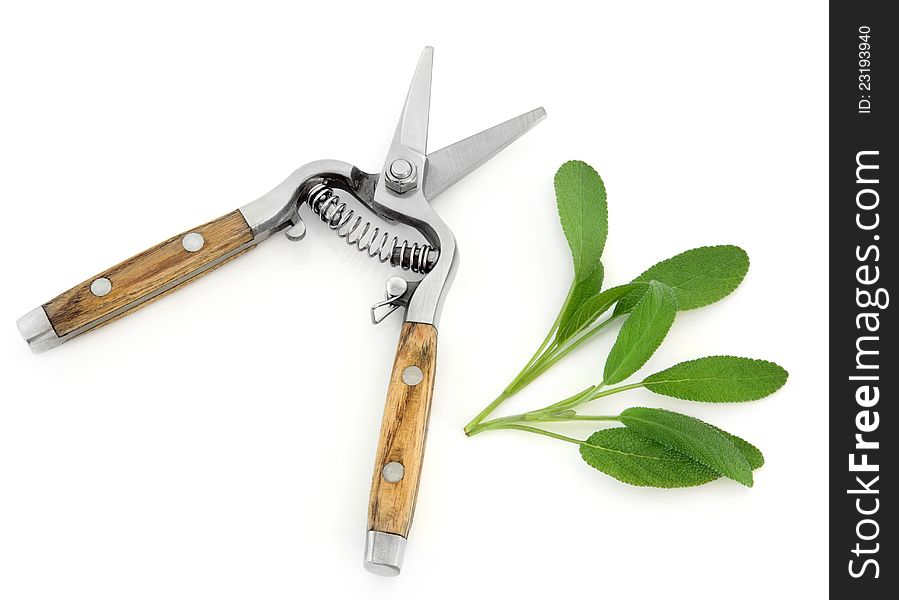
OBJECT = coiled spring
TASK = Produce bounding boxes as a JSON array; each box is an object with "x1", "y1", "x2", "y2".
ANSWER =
[{"x1": 306, "y1": 183, "x2": 438, "y2": 274}]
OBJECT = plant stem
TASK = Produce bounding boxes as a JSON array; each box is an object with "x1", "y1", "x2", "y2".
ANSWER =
[
  {"x1": 464, "y1": 282, "x2": 575, "y2": 434},
  {"x1": 534, "y1": 384, "x2": 597, "y2": 413},
  {"x1": 504, "y1": 282, "x2": 575, "y2": 391},
  {"x1": 469, "y1": 407, "x2": 621, "y2": 435},
  {"x1": 539, "y1": 414, "x2": 621, "y2": 422},
  {"x1": 486, "y1": 424, "x2": 586, "y2": 445},
  {"x1": 464, "y1": 293, "x2": 625, "y2": 435},
  {"x1": 507, "y1": 315, "x2": 620, "y2": 394},
  {"x1": 466, "y1": 414, "x2": 531, "y2": 433},
  {"x1": 527, "y1": 380, "x2": 647, "y2": 416},
  {"x1": 509, "y1": 323, "x2": 559, "y2": 389},
  {"x1": 463, "y1": 391, "x2": 513, "y2": 435},
  {"x1": 468, "y1": 380, "x2": 647, "y2": 436},
  {"x1": 587, "y1": 381, "x2": 647, "y2": 401}
]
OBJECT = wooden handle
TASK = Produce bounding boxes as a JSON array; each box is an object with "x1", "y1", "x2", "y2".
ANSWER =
[
  {"x1": 38, "y1": 210, "x2": 254, "y2": 343},
  {"x1": 367, "y1": 322, "x2": 438, "y2": 539}
]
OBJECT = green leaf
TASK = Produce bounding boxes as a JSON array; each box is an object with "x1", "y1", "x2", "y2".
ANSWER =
[
  {"x1": 719, "y1": 429, "x2": 765, "y2": 470},
  {"x1": 580, "y1": 427, "x2": 719, "y2": 488},
  {"x1": 603, "y1": 281, "x2": 677, "y2": 385},
  {"x1": 643, "y1": 356, "x2": 789, "y2": 402},
  {"x1": 619, "y1": 407, "x2": 754, "y2": 486},
  {"x1": 555, "y1": 160, "x2": 608, "y2": 282},
  {"x1": 615, "y1": 245, "x2": 750, "y2": 314},
  {"x1": 556, "y1": 261, "x2": 604, "y2": 342},
  {"x1": 557, "y1": 283, "x2": 641, "y2": 342}
]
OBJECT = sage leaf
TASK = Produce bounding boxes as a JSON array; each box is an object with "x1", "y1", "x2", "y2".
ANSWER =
[
  {"x1": 603, "y1": 281, "x2": 677, "y2": 385},
  {"x1": 718, "y1": 428, "x2": 765, "y2": 470},
  {"x1": 558, "y1": 283, "x2": 641, "y2": 342},
  {"x1": 556, "y1": 261, "x2": 604, "y2": 342},
  {"x1": 579, "y1": 427, "x2": 719, "y2": 488},
  {"x1": 643, "y1": 356, "x2": 789, "y2": 402},
  {"x1": 619, "y1": 407, "x2": 754, "y2": 486},
  {"x1": 555, "y1": 160, "x2": 608, "y2": 281},
  {"x1": 615, "y1": 245, "x2": 750, "y2": 314}
]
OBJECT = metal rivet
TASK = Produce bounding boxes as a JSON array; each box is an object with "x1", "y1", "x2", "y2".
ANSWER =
[
  {"x1": 381, "y1": 461, "x2": 405, "y2": 483},
  {"x1": 181, "y1": 232, "x2": 205, "y2": 252},
  {"x1": 402, "y1": 365, "x2": 423, "y2": 386},
  {"x1": 385, "y1": 276, "x2": 408, "y2": 298},
  {"x1": 90, "y1": 277, "x2": 112, "y2": 297}
]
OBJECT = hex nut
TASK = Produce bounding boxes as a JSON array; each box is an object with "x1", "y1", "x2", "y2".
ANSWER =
[{"x1": 385, "y1": 159, "x2": 417, "y2": 194}]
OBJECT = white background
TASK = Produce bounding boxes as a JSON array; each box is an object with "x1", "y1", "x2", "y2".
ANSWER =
[{"x1": 0, "y1": 1, "x2": 828, "y2": 598}]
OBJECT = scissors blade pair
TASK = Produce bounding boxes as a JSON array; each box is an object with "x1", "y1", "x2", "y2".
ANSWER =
[{"x1": 388, "y1": 47, "x2": 546, "y2": 200}]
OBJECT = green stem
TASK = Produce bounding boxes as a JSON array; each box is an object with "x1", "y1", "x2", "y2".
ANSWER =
[
  {"x1": 469, "y1": 380, "x2": 648, "y2": 435},
  {"x1": 505, "y1": 284, "x2": 575, "y2": 389},
  {"x1": 587, "y1": 381, "x2": 646, "y2": 401},
  {"x1": 528, "y1": 380, "x2": 647, "y2": 417},
  {"x1": 486, "y1": 424, "x2": 586, "y2": 445},
  {"x1": 535, "y1": 384, "x2": 597, "y2": 413},
  {"x1": 508, "y1": 315, "x2": 620, "y2": 394},
  {"x1": 464, "y1": 391, "x2": 513, "y2": 435},
  {"x1": 539, "y1": 414, "x2": 621, "y2": 422},
  {"x1": 464, "y1": 282, "x2": 576, "y2": 434},
  {"x1": 464, "y1": 293, "x2": 628, "y2": 435},
  {"x1": 508, "y1": 325, "x2": 559, "y2": 390},
  {"x1": 470, "y1": 408, "x2": 621, "y2": 435},
  {"x1": 467, "y1": 413, "x2": 532, "y2": 433}
]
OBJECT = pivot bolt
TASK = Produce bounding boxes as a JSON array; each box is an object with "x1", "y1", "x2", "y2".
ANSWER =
[{"x1": 385, "y1": 159, "x2": 417, "y2": 194}]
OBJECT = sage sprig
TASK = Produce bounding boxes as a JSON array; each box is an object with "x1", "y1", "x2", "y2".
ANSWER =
[{"x1": 464, "y1": 160, "x2": 787, "y2": 488}]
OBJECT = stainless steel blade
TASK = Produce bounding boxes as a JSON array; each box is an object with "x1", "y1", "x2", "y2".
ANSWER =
[
  {"x1": 392, "y1": 46, "x2": 433, "y2": 156},
  {"x1": 422, "y1": 107, "x2": 546, "y2": 201}
]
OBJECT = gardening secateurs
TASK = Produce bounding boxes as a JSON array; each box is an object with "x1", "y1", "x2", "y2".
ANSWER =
[{"x1": 16, "y1": 47, "x2": 545, "y2": 575}]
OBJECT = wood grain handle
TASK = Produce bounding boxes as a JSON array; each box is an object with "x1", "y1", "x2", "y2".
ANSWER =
[
  {"x1": 18, "y1": 210, "x2": 255, "y2": 352},
  {"x1": 367, "y1": 322, "x2": 438, "y2": 545}
]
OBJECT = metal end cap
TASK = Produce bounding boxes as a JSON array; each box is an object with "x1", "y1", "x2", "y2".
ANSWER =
[
  {"x1": 364, "y1": 530, "x2": 406, "y2": 576},
  {"x1": 17, "y1": 307, "x2": 62, "y2": 353}
]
